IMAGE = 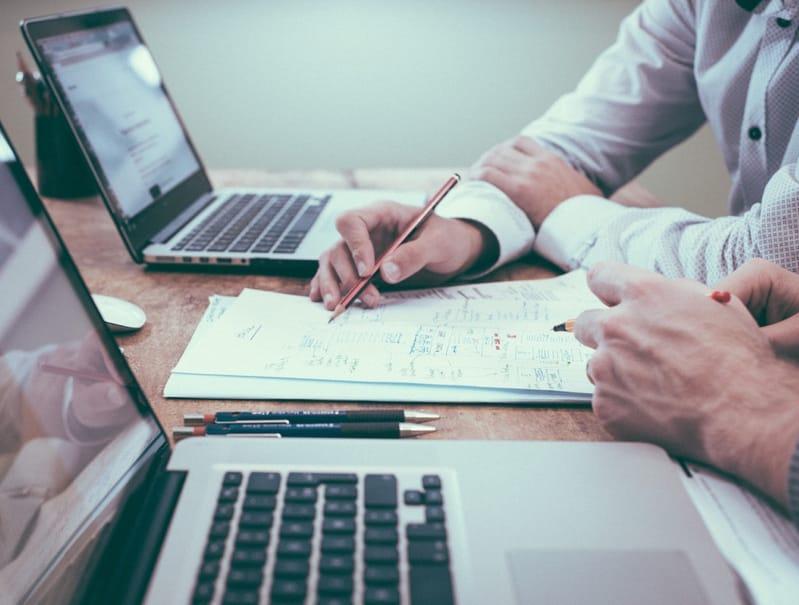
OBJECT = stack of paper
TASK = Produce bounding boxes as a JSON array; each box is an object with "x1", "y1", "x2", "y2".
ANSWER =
[{"x1": 165, "y1": 272, "x2": 601, "y2": 403}]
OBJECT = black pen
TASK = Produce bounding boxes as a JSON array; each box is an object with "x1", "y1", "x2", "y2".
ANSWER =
[
  {"x1": 173, "y1": 422, "x2": 435, "y2": 440},
  {"x1": 183, "y1": 410, "x2": 439, "y2": 426}
]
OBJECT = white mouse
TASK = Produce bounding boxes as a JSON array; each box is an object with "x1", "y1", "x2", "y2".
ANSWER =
[{"x1": 92, "y1": 294, "x2": 147, "y2": 333}]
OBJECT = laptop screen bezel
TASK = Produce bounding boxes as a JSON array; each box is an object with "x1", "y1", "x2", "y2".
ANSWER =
[{"x1": 21, "y1": 6, "x2": 213, "y2": 262}]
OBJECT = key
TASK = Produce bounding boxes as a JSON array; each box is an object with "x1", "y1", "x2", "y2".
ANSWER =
[
  {"x1": 364, "y1": 566, "x2": 400, "y2": 585},
  {"x1": 323, "y1": 518, "x2": 356, "y2": 534},
  {"x1": 239, "y1": 511, "x2": 273, "y2": 528},
  {"x1": 425, "y1": 507, "x2": 446, "y2": 523},
  {"x1": 403, "y1": 490, "x2": 424, "y2": 506},
  {"x1": 271, "y1": 579, "x2": 307, "y2": 600},
  {"x1": 285, "y1": 487, "x2": 317, "y2": 503},
  {"x1": 226, "y1": 568, "x2": 262, "y2": 588},
  {"x1": 282, "y1": 504, "x2": 316, "y2": 520},
  {"x1": 214, "y1": 503, "x2": 235, "y2": 521},
  {"x1": 193, "y1": 582, "x2": 215, "y2": 604},
  {"x1": 364, "y1": 511, "x2": 397, "y2": 526},
  {"x1": 198, "y1": 560, "x2": 220, "y2": 580},
  {"x1": 223, "y1": 472, "x2": 243, "y2": 487},
  {"x1": 274, "y1": 558, "x2": 310, "y2": 578},
  {"x1": 317, "y1": 574, "x2": 354, "y2": 595},
  {"x1": 287, "y1": 472, "x2": 319, "y2": 486},
  {"x1": 421, "y1": 475, "x2": 441, "y2": 490},
  {"x1": 364, "y1": 546, "x2": 398, "y2": 564},
  {"x1": 365, "y1": 528, "x2": 398, "y2": 545},
  {"x1": 326, "y1": 485, "x2": 357, "y2": 500},
  {"x1": 218, "y1": 487, "x2": 239, "y2": 503},
  {"x1": 277, "y1": 540, "x2": 312, "y2": 558},
  {"x1": 315, "y1": 473, "x2": 358, "y2": 484},
  {"x1": 325, "y1": 501, "x2": 356, "y2": 517},
  {"x1": 364, "y1": 586, "x2": 400, "y2": 604},
  {"x1": 222, "y1": 591, "x2": 259, "y2": 605},
  {"x1": 424, "y1": 490, "x2": 444, "y2": 506},
  {"x1": 204, "y1": 541, "x2": 225, "y2": 560},
  {"x1": 408, "y1": 541, "x2": 448, "y2": 565},
  {"x1": 242, "y1": 495, "x2": 277, "y2": 510},
  {"x1": 409, "y1": 565, "x2": 455, "y2": 605},
  {"x1": 318, "y1": 597, "x2": 353, "y2": 605},
  {"x1": 209, "y1": 521, "x2": 230, "y2": 539},
  {"x1": 319, "y1": 555, "x2": 355, "y2": 574},
  {"x1": 230, "y1": 549, "x2": 266, "y2": 568},
  {"x1": 246, "y1": 472, "x2": 280, "y2": 494},
  {"x1": 235, "y1": 530, "x2": 270, "y2": 548},
  {"x1": 321, "y1": 536, "x2": 355, "y2": 553},
  {"x1": 406, "y1": 523, "x2": 446, "y2": 541},
  {"x1": 364, "y1": 475, "x2": 397, "y2": 508},
  {"x1": 280, "y1": 521, "x2": 314, "y2": 539}
]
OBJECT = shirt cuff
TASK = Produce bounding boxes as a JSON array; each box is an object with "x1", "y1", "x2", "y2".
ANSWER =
[
  {"x1": 789, "y1": 437, "x2": 799, "y2": 530},
  {"x1": 436, "y1": 180, "x2": 535, "y2": 278},
  {"x1": 533, "y1": 195, "x2": 627, "y2": 270}
]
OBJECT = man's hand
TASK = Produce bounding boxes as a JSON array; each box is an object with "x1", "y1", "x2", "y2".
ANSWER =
[
  {"x1": 469, "y1": 135, "x2": 601, "y2": 228},
  {"x1": 715, "y1": 258, "x2": 799, "y2": 358},
  {"x1": 573, "y1": 261, "x2": 799, "y2": 509},
  {"x1": 309, "y1": 202, "x2": 498, "y2": 310}
]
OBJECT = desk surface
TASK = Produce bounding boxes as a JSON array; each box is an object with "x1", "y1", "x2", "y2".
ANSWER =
[{"x1": 41, "y1": 168, "x2": 608, "y2": 444}]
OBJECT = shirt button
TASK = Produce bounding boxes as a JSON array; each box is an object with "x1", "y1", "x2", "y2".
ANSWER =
[
  {"x1": 748, "y1": 126, "x2": 762, "y2": 141},
  {"x1": 776, "y1": 17, "x2": 792, "y2": 28}
]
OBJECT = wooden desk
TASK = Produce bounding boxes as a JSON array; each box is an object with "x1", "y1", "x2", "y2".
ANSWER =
[{"x1": 41, "y1": 168, "x2": 609, "y2": 443}]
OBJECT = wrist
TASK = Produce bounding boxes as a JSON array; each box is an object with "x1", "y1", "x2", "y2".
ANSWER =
[{"x1": 458, "y1": 220, "x2": 499, "y2": 275}]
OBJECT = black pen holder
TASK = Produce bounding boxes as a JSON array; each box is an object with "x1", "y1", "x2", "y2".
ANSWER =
[{"x1": 35, "y1": 110, "x2": 98, "y2": 199}]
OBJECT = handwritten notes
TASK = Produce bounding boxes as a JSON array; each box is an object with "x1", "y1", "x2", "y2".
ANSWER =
[{"x1": 173, "y1": 273, "x2": 599, "y2": 395}]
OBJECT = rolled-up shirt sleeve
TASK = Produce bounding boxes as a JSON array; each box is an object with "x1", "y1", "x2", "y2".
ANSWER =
[
  {"x1": 522, "y1": 0, "x2": 705, "y2": 195},
  {"x1": 534, "y1": 163, "x2": 799, "y2": 283}
]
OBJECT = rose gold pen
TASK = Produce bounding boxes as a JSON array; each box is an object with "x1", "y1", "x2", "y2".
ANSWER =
[{"x1": 328, "y1": 173, "x2": 461, "y2": 323}]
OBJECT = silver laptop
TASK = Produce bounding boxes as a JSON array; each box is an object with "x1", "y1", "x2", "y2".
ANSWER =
[
  {"x1": 0, "y1": 123, "x2": 741, "y2": 604},
  {"x1": 21, "y1": 7, "x2": 424, "y2": 274}
]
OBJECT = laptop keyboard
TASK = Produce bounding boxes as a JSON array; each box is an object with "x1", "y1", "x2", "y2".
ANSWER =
[
  {"x1": 192, "y1": 470, "x2": 455, "y2": 605},
  {"x1": 171, "y1": 193, "x2": 330, "y2": 255}
]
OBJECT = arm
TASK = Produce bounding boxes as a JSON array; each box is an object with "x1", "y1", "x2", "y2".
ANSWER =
[{"x1": 536, "y1": 162, "x2": 799, "y2": 283}]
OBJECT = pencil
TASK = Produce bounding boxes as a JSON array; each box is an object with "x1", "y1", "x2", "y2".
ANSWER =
[
  {"x1": 550, "y1": 289, "x2": 733, "y2": 333},
  {"x1": 328, "y1": 173, "x2": 461, "y2": 323}
]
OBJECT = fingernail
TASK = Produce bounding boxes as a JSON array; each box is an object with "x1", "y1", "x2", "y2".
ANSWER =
[
  {"x1": 323, "y1": 294, "x2": 334, "y2": 307},
  {"x1": 356, "y1": 261, "x2": 368, "y2": 277},
  {"x1": 382, "y1": 262, "x2": 400, "y2": 283},
  {"x1": 363, "y1": 292, "x2": 379, "y2": 306}
]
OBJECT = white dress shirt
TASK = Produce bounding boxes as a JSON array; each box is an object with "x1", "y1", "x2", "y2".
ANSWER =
[{"x1": 437, "y1": 0, "x2": 799, "y2": 283}]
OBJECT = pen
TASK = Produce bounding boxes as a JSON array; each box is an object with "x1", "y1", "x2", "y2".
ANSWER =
[
  {"x1": 173, "y1": 422, "x2": 436, "y2": 439},
  {"x1": 551, "y1": 289, "x2": 733, "y2": 333},
  {"x1": 328, "y1": 173, "x2": 461, "y2": 323},
  {"x1": 38, "y1": 362, "x2": 119, "y2": 384},
  {"x1": 183, "y1": 410, "x2": 440, "y2": 426}
]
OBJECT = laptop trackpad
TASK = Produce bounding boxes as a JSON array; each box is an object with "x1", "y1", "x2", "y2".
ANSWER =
[{"x1": 507, "y1": 550, "x2": 709, "y2": 605}]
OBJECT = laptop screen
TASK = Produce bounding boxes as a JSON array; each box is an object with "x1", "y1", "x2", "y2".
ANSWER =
[
  {"x1": 0, "y1": 125, "x2": 161, "y2": 602},
  {"x1": 35, "y1": 19, "x2": 201, "y2": 221}
]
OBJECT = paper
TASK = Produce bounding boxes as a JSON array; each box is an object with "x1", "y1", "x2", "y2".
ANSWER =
[
  {"x1": 173, "y1": 288, "x2": 595, "y2": 394},
  {"x1": 680, "y1": 463, "x2": 799, "y2": 605}
]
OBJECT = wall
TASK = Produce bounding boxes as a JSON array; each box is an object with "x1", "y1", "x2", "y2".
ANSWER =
[{"x1": 0, "y1": 0, "x2": 731, "y2": 217}]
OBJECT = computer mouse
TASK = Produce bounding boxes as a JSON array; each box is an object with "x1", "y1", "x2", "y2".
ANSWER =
[{"x1": 92, "y1": 294, "x2": 146, "y2": 333}]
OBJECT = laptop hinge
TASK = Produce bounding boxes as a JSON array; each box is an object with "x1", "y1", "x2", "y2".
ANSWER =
[
  {"x1": 81, "y1": 444, "x2": 187, "y2": 605},
  {"x1": 150, "y1": 193, "x2": 216, "y2": 245}
]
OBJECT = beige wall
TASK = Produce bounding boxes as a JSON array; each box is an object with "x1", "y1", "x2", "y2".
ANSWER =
[{"x1": 0, "y1": 0, "x2": 730, "y2": 217}]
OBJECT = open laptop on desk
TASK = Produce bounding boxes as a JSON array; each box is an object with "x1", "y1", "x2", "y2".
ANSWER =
[
  {"x1": 0, "y1": 126, "x2": 741, "y2": 604},
  {"x1": 21, "y1": 7, "x2": 424, "y2": 274}
]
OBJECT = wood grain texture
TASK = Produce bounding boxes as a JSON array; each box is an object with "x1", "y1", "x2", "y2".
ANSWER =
[{"x1": 37, "y1": 167, "x2": 609, "y2": 444}]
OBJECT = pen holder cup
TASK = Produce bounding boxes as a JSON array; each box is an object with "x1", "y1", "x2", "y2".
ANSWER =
[{"x1": 35, "y1": 110, "x2": 98, "y2": 200}]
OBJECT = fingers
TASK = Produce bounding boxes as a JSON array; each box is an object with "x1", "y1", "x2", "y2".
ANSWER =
[
  {"x1": 335, "y1": 203, "x2": 403, "y2": 277},
  {"x1": 572, "y1": 309, "x2": 606, "y2": 349},
  {"x1": 380, "y1": 240, "x2": 434, "y2": 284},
  {"x1": 715, "y1": 258, "x2": 799, "y2": 325},
  {"x1": 469, "y1": 165, "x2": 518, "y2": 198},
  {"x1": 315, "y1": 255, "x2": 341, "y2": 310},
  {"x1": 510, "y1": 135, "x2": 542, "y2": 156},
  {"x1": 585, "y1": 262, "x2": 662, "y2": 307},
  {"x1": 312, "y1": 245, "x2": 381, "y2": 309},
  {"x1": 762, "y1": 315, "x2": 799, "y2": 358}
]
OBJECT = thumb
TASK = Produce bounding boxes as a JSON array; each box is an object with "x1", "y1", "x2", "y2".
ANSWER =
[
  {"x1": 762, "y1": 314, "x2": 799, "y2": 358},
  {"x1": 380, "y1": 240, "x2": 433, "y2": 284}
]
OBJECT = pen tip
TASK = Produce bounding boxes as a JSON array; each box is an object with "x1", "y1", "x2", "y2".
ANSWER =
[
  {"x1": 399, "y1": 423, "x2": 437, "y2": 437},
  {"x1": 404, "y1": 411, "x2": 440, "y2": 422},
  {"x1": 328, "y1": 306, "x2": 344, "y2": 324}
]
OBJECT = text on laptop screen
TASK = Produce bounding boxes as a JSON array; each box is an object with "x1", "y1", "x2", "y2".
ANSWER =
[
  {"x1": 37, "y1": 21, "x2": 200, "y2": 220},
  {"x1": 0, "y1": 128, "x2": 161, "y2": 602}
]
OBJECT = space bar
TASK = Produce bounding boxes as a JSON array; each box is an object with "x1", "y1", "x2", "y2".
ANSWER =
[{"x1": 409, "y1": 565, "x2": 455, "y2": 605}]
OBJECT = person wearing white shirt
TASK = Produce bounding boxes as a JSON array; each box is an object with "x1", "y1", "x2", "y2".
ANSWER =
[{"x1": 308, "y1": 0, "x2": 799, "y2": 308}]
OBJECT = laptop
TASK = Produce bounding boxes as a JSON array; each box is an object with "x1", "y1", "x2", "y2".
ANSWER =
[
  {"x1": 0, "y1": 125, "x2": 742, "y2": 604},
  {"x1": 20, "y1": 7, "x2": 425, "y2": 274}
]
